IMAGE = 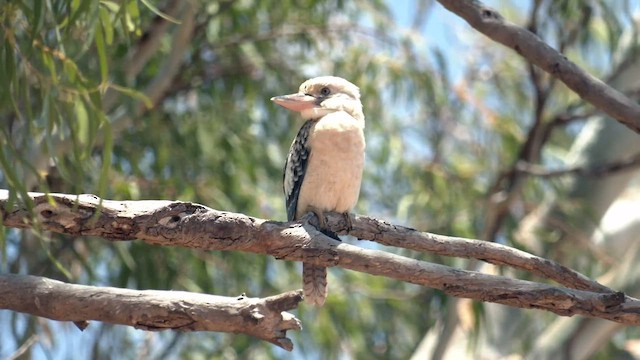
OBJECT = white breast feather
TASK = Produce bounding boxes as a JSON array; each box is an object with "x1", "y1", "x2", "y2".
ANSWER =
[{"x1": 295, "y1": 111, "x2": 365, "y2": 219}]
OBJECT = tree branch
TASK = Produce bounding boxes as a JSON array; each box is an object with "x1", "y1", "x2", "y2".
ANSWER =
[
  {"x1": 124, "y1": 0, "x2": 183, "y2": 84},
  {"x1": 0, "y1": 274, "x2": 302, "y2": 351},
  {"x1": 514, "y1": 152, "x2": 640, "y2": 178},
  {"x1": 435, "y1": 0, "x2": 640, "y2": 134},
  {"x1": 4, "y1": 190, "x2": 640, "y2": 326},
  {"x1": 327, "y1": 213, "x2": 611, "y2": 293}
]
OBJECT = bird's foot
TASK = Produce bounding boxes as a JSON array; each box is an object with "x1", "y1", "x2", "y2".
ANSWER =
[
  {"x1": 307, "y1": 206, "x2": 340, "y2": 241},
  {"x1": 307, "y1": 205, "x2": 327, "y2": 229},
  {"x1": 343, "y1": 212, "x2": 354, "y2": 233}
]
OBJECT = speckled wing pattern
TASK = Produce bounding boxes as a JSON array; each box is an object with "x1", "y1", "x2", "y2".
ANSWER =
[
  {"x1": 284, "y1": 119, "x2": 328, "y2": 306},
  {"x1": 284, "y1": 120, "x2": 314, "y2": 221}
]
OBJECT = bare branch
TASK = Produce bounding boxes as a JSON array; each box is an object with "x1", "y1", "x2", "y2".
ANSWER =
[
  {"x1": 83, "y1": 2, "x2": 196, "y2": 153},
  {"x1": 139, "y1": 3, "x2": 196, "y2": 109},
  {"x1": 326, "y1": 213, "x2": 610, "y2": 293},
  {"x1": 124, "y1": 0, "x2": 183, "y2": 83},
  {"x1": 0, "y1": 274, "x2": 303, "y2": 351},
  {"x1": 4, "y1": 190, "x2": 640, "y2": 325},
  {"x1": 514, "y1": 153, "x2": 640, "y2": 178},
  {"x1": 6, "y1": 335, "x2": 38, "y2": 360},
  {"x1": 435, "y1": 0, "x2": 640, "y2": 134}
]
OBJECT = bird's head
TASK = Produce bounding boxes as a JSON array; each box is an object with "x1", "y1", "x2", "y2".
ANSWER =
[{"x1": 271, "y1": 76, "x2": 364, "y2": 123}]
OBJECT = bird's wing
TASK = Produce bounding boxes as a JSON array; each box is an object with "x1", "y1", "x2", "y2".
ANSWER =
[{"x1": 284, "y1": 120, "x2": 314, "y2": 221}]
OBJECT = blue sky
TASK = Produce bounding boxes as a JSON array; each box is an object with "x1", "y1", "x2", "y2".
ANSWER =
[{"x1": 388, "y1": 1, "x2": 532, "y2": 79}]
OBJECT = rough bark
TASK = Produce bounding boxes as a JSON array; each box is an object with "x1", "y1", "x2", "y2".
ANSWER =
[
  {"x1": 330, "y1": 213, "x2": 610, "y2": 293},
  {"x1": 3, "y1": 190, "x2": 640, "y2": 328},
  {"x1": 0, "y1": 274, "x2": 303, "y2": 351}
]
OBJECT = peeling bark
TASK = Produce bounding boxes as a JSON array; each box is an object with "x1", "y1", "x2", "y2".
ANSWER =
[{"x1": 0, "y1": 274, "x2": 303, "y2": 351}]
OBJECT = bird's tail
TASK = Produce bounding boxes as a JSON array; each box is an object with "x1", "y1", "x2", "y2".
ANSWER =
[{"x1": 303, "y1": 263, "x2": 328, "y2": 306}]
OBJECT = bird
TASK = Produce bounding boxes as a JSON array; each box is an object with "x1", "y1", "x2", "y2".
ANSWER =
[{"x1": 271, "y1": 76, "x2": 366, "y2": 306}]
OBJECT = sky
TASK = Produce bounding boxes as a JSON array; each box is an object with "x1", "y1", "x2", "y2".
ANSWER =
[{"x1": 388, "y1": 1, "x2": 533, "y2": 80}]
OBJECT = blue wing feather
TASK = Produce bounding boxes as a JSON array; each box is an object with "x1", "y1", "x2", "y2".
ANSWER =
[{"x1": 284, "y1": 120, "x2": 314, "y2": 221}]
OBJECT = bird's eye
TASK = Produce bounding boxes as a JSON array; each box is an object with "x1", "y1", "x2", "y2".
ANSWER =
[{"x1": 320, "y1": 87, "x2": 331, "y2": 96}]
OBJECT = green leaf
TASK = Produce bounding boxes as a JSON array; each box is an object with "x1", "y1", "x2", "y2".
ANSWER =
[
  {"x1": 63, "y1": 58, "x2": 78, "y2": 83},
  {"x1": 139, "y1": 0, "x2": 181, "y2": 24},
  {"x1": 42, "y1": 239, "x2": 74, "y2": 281},
  {"x1": 63, "y1": 0, "x2": 93, "y2": 28},
  {"x1": 99, "y1": 7, "x2": 114, "y2": 45},
  {"x1": 75, "y1": 98, "x2": 89, "y2": 145},
  {"x1": 1, "y1": 39, "x2": 15, "y2": 103},
  {"x1": 109, "y1": 83, "x2": 153, "y2": 109},
  {"x1": 99, "y1": 0, "x2": 120, "y2": 13},
  {"x1": 94, "y1": 21, "x2": 108, "y2": 85},
  {"x1": 41, "y1": 50, "x2": 58, "y2": 84},
  {"x1": 121, "y1": 0, "x2": 142, "y2": 35},
  {"x1": 0, "y1": 142, "x2": 19, "y2": 191},
  {"x1": 31, "y1": 0, "x2": 46, "y2": 34},
  {"x1": 97, "y1": 114, "x2": 112, "y2": 198}
]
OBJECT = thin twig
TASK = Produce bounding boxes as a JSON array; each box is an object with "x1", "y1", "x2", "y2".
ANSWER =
[
  {"x1": 7, "y1": 335, "x2": 39, "y2": 360},
  {"x1": 515, "y1": 153, "x2": 640, "y2": 178}
]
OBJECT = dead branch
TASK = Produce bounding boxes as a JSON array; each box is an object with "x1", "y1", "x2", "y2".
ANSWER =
[
  {"x1": 514, "y1": 153, "x2": 640, "y2": 178},
  {"x1": 0, "y1": 274, "x2": 303, "y2": 351},
  {"x1": 435, "y1": 0, "x2": 640, "y2": 134},
  {"x1": 327, "y1": 213, "x2": 611, "y2": 293},
  {"x1": 3, "y1": 190, "x2": 640, "y2": 326},
  {"x1": 124, "y1": 0, "x2": 183, "y2": 83}
]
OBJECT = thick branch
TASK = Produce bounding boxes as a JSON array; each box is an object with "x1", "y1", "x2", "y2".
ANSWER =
[
  {"x1": 326, "y1": 213, "x2": 610, "y2": 293},
  {"x1": 0, "y1": 274, "x2": 302, "y2": 351},
  {"x1": 2, "y1": 191, "x2": 640, "y2": 324},
  {"x1": 436, "y1": 0, "x2": 640, "y2": 134}
]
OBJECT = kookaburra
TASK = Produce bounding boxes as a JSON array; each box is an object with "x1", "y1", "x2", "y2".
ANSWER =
[{"x1": 271, "y1": 76, "x2": 366, "y2": 306}]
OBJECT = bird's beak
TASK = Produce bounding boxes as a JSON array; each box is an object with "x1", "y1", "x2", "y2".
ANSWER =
[{"x1": 271, "y1": 93, "x2": 318, "y2": 112}]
